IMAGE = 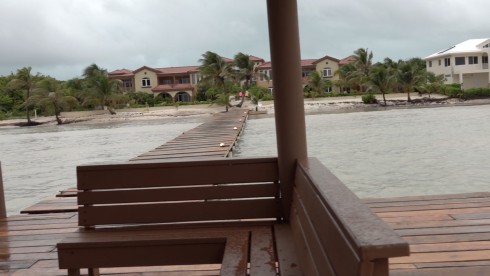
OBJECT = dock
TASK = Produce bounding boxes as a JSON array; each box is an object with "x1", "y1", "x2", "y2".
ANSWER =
[
  {"x1": 4, "y1": 109, "x2": 490, "y2": 275},
  {"x1": 3, "y1": 193, "x2": 490, "y2": 274}
]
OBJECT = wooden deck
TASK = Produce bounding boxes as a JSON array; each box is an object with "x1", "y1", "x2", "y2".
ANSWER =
[{"x1": 4, "y1": 192, "x2": 490, "y2": 274}]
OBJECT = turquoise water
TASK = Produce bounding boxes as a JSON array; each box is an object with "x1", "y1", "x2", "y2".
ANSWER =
[{"x1": 235, "y1": 105, "x2": 490, "y2": 198}]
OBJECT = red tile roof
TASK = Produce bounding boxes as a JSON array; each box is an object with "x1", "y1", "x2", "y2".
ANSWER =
[
  {"x1": 249, "y1": 55, "x2": 265, "y2": 62},
  {"x1": 152, "y1": 83, "x2": 195, "y2": 93},
  {"x1": 312, "y1": 55, "x2": 340, "y2": 64},
  {"x1": 108, "y1": 69, "x2": 134, "y2": 76},
  {"x1": 221, "y1": 56, "x2": 234, "y2": 63},
  {"x1": 256, "y1": 61, "x2": 272, "y2": 69},
  {"x1": 256, "y1": 59, "x2": 317, "y2": 69},
  {"x1": 300, "y1": 59, "x2": 317, "y2": 67},
  {"x1": 155, "y1": 66, "x2": 200, "y2": 74},
  {"x1": 339, "y1": 56, "x2": 355, "y2": 65}
]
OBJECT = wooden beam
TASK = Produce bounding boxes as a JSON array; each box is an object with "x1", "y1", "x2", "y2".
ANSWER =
[{"x1": 266, "y1": 0, "x2": 307, "y2": 221}]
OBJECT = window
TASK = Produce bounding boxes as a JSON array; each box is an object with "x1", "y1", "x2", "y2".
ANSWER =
[
  {"x1": 455, "y1": 57, "x2": 465, "y2": 65},
  {"x1": 163, "y1": 79, "x2": 172, "y2": 85},
  {"x1": 483, "y1": 56, "x2": 488, "y2": 64},
  {"x1": 438, "y1": 60, "x2": 442, "y2": 66},
  {"x1": 142, "y1": 77, "x2": 151, "y2": 87},
  {"x1": 302, "y1": 69, "x2": 311, "y2": 77},
  {"x1": 259, "y1": 70, "x2": 272, "y2": 81},
  {"x1": 322, "y1": 67, "x2": 332, "y2": 77},
  {"x1": 179, "y1": 77, "x2": 190, "y2": 84},
  {"x1": 444, "y1": 58, "x2": 451, "y2": 67},
  {"x1": 191, "y1": 74, "x2": 201, "y2": 84},
  {"x1": 428, "y1": 61, "x2": 432, "y2": 67},
  {"x1": 468, "y1": 56, "x2": 478, "y2": 64},
  {"x1": 122, "y1": 79, "x2": 132, "y2": 88},
  {"x1": 483, "y1": 43, "x2": 490, "y2": 48}
]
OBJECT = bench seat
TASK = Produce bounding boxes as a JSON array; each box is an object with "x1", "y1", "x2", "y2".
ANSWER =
[{"x1": 57, "y1": 157, "x2": 409, "y2": 275}]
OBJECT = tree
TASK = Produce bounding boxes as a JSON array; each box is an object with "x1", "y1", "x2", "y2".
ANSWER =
[
  {"x1": 248, "y1": 85, "x2": 270, "y2": 104},
  {"x1": 28, "y1": 78, "x2": 78, "y2": 124},
  {"x1": 198, "y1": 51, "x2": 233, "y2": 111},
  {"x1": 397, "y1": 60, "x2": 426, "y2": 102},
  {"x1": 351, "y1": 48, "x2": 373, "y2": 92},
  {"x1": 7, "y1": 67, "x2": 42, "y2": 125},
  {"x1": 369, "y1": 64, "x2": 394, "y2": 105},
  {"x1": 422, "y1": 72, "x2": 445, "y2": 98},
  {"x1": 335, "y1": 63, "x2": 357, "y2": 92},
  {"x1": 233, "y1": 53, "x2": 255, "y2": 107},
  {"x1": 82, "y1": 64, "x2": 122, "y2": 114},
  {"x1": 305, "y1": 70, "x2": 331, "y2": 99}
]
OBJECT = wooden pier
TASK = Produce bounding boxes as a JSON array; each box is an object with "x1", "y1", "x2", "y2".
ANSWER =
[{"x1": 4, "y1": 109, "x2": 490, "y2": 275}]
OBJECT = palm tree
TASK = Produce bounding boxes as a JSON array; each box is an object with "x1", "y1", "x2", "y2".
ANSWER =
[
  {"x1": 82, "y1": 64, "x2": 122, "y2": 114},
  {"x1": 423, "y1": 72, "x2": 445, "y2": 99},
  {"x1": 397, "y1": 60, "x2": 426, "y2": 102},
  {"x1": 351, "y1": 48, "x2": 373, "y2": 92},
  {"x1": 233, "y1": 53, "x2": 255, "y2": 107},
  {"x1": 199, "y1": 51, "x2": 233, "y2": 111},
  {"x1": 7, "y1": 67, "x2": 41, "y2": 125},
  {"x1": 305, "y1": 70, "x2": 330, "y2": 100},
  {"x1": 335, "y1": 63, "x2": 357, "y2": 92},
  {"x1": 28, "y1": 78, "x2": 78, "y2": 124},
  {"x1": 369, "y1": 65, "x2": 394, "y2": 105}
]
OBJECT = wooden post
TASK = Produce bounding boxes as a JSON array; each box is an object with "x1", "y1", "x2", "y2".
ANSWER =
[
  {"x1": 266, "y1": 0, "x2": 308, "y2": 219},
  {"x1": 0, "y1": 161, "x2": 6, "y2": 218}
]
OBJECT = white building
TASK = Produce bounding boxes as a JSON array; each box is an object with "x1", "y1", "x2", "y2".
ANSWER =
[{"x1": 424, "y1": 38, "x2": 490, "y2": 89}]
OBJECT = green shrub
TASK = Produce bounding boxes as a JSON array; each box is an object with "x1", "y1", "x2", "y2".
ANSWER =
[
  {"x1": 362, "y1": 93, "x2": 377, "y2": 104},
  {"x1": 442, "y1": 84, "x2": 463, "y2": 98},
  {"x1": 462, "y1": 88, "x2": 490, "y2": 99}
]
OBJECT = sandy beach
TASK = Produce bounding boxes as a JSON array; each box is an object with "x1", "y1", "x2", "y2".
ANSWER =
[{"x1": 1, "y1": 93, "x2": 489, "y2": 127}]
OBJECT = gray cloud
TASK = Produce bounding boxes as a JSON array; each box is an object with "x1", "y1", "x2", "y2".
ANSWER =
[{"x1": 1, "y1": 0, "x2": 488, "y2": 80}]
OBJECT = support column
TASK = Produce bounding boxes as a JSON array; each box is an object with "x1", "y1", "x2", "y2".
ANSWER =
[
  {"x1": 0, "y1": 161, "x2": 6, "y2": 218},
  {"x1": 267, "y1": 0, "x2": 307, "y2": 219}
]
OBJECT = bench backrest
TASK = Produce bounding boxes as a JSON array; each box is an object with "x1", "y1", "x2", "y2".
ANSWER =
[
  {"x1": 77, "y1": 157, "x2": 281, "y2": 227},
  {"x1": 291, "y1": 158, "x2": 409, "y2": 276}
]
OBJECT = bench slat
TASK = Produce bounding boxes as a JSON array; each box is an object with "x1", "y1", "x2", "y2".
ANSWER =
[
  {"x1": 77, "y1": 157, "x2": 279, "y2": 190},
  {"x1": 79, "y1": 199, "x2": 280, "y2": 226},
  {"x1": 78, "y1": 183, "x2": 277, "y2": 205},
  {"x1": 294, "y1": 172, "x2": 360, "y2": 275},
  {"x1": 220, "y1": 231, "x2": 249, "y2": 276},
  {"x1": 297, "y1": 158, "x2": 409, "y2": 260},
  {"x1": 291, "y1": 191, "x2": 337, "y2": 276},
  {"x1": 273, "y1": 224, "x2": 303, "y2": 276},
  {"x1": 250, "y1": 227, "x2": 277, "y2": 275}
]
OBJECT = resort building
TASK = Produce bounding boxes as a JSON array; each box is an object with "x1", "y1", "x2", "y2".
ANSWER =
[
  {"x1": 108, "y1": 65, "x2": 201, "y2": 102},
  {"x1": 256, "y1": 54, "x2": 343, "y2": 93},
  {"x1": 109, "y1": 53, "x2": 350, "y2": 101},
  {"x1": 424, "y1": 38, "x2": 490, "y2": 89}
]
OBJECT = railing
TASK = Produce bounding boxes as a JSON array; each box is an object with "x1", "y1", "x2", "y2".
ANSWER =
[{"x1": 483, "y1": 63, "x2": 489, "y2": 70}]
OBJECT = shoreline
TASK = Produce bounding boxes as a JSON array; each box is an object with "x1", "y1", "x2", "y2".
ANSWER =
[{"x1": 1, "y1": 93, "x2": 490, "y2": 127}]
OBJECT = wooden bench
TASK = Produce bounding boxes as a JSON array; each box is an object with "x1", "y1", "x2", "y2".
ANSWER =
[
  {"x1": 57, "y1": 157, "x2": 281, "y2": 276},
  {"x1": 57, "y1": 157, "x2": 409, "y2": 275},
  {"x1": 287, "y1": 158, "x2": 410, "y2": 275}
]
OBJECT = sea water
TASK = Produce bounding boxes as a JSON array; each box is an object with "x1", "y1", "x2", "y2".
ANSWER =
[{"x1": 235, "y1": 104, "x2": 490, "y2": 198}]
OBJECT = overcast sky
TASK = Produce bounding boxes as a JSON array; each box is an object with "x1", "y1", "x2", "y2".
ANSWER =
[{"x1": 1, "y1": 0, "x2": 489, "y2": 80}]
